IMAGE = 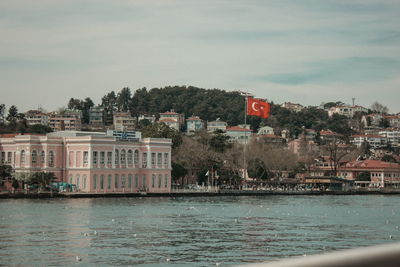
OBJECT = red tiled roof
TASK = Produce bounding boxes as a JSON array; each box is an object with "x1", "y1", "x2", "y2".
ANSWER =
[
  {"x1": 159, "y1": 118, "x2": 177, "y2": 123},
  {"x1": 260, "y1": 134, "x2": 282, "y2": 139},
  {"x1": 186, "y1": 117, "x2": 202, "y2": 121},
  {"x1": 320, "y1": 130, "x2": 343, "y2": 136},
  {"x1": 344, "y1": 159, "x2": 400, "y2": 170},
  {"x1": 351, "y1": 134, "x2": 384, "y2": 138},
  {"x1": 0, "y1": 133, "x2": 45, "y2": 138},
  {"x1": 160, "y1": 111, "x2": 179, "y2": 115},
  {"x1": 226, "y1": 126, "x2": 251, "y2": 132},
  {"x1": 384, "y1": 115, "x2": 400, "y2": 119}
]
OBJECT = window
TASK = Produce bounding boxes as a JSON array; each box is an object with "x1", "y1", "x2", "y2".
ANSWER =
[
  {"x1": 134, "y1": 150, "x2": 139, "y2": 166},
  {"x1": 83, "y1": 151, "x2": 88, "y2": 164},
  {"x1": 20, "y1": 150, "x2": 25, "y2": 164},
  {"x1": 83, "y1": 175, "x2": 87, "y2": 189},
  {"x1": 142, "y1": 153, "x2": 147, "y2": 168},
  {"x1": 39, "y1": 151, "x2": 45, "y2": 164},
  {"x1": 135, "y1": 174, "x2": 139, "y2": 188},
  {"x1": 152, "y1": 174, "x2": 156, "y2": 188},
  {"x1": 164, "y1": 174, "x2": 168, "y2": 188},
  {"x1": 127, "y1": 150, "x2": 133, "y2": 164},
  {"x1": 48, "y1": 151, "x2": 55, "y2": 167},
  {"x1": 7, "y1": 152, "x2": 12, "y2": 164},
  {"x1": 120, "y1": 150, "x2": 126, "y2": 165},
  {"x1": 31, "y1": 150, "x2": 37, "y2": 164},
  {"x1": 93, "y1": 174, "x2": 97, "y2": 189},
  {"x1": 100, "y1": 152, "x2": 105, "y2": 164},
  {"x1": 151, "y1": 153, "x2": 156, "y2": 166},
  {"x1": 157, "y1": 153, "x2": 162, "y2": 168},
  {"x1": 121, "y1": 175, "x2": 126, "y2": 188},
  {"x1": 76, "y1": 175, "x2": 80, "y2": 189},
  {"x1": 1, "y1": 152, "x2": 5, "y2": 164},
  {"x1": 164, "y1": 153, "x2": 169, "y2": 167},
  {"x1": 115, "y1": 174, "x2": 119, "y2": 188},
  {"x1": 107, "y1": 152, "x2": 112, "y2": 164},
  {"x1": 115, "y1": 150, "x2": 119, "y2": 165},
  {"x1": 142, "y1": 175, "x2": 146, "y2": 187},
  {"x1": 93, "y1": 151, "x2": 98, "y2": 164},
  {"x1": 100, "y1": 175, "x2": 104, "y2": 189},
  {"x1": 128, "y1": 174, "x2": 132, "y2": 188},
  {"x1": 158, "y1": 174, "x2": 162, "y2": 188},
  {"x1": 107, "y1": 175, "x2": 112, "y2": 189}
]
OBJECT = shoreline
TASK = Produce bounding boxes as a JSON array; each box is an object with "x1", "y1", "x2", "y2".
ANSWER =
[{"x1": 2, "y1": 189, "x2": 400, "y2": 199}]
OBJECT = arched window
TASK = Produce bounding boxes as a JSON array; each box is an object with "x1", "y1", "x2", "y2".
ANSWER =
[
  {"x1": 31, "y1": 150, "x2": 37, "y2": 164},
  {"x1": 20, "y1": 150, "x2": 25, "y2": 164},
  {"x1": 134, "y1": 150, "x2": 139, "y2": 166},
  {"x1": 48, "y1": 151, "x2": 54, "y2": 167},
  {"x1": 127, "y1": 150, "x2": 133, "y2": 165},
  {"x1": 115, "y1": 150, "x2": 119, "y2": 165},
  {"x1": 120, "y1": 149, "x2": 126, "y2": 165},
  {"x1": 40, "y1": 151, "x2": 45, "y2": 164}
]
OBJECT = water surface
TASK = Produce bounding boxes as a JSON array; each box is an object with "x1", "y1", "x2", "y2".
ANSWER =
[{"x1": 1, "y1": 195, "x2": 399, "y2": 266}]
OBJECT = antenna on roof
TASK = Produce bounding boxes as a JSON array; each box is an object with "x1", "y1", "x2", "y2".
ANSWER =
[{"x1": 352, "y1": 97, "x2": 355, "y2": 106}]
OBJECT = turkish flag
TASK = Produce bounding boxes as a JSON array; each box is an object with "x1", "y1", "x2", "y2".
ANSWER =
[{"x1": 247, "y1": 97, "x2": 270, "y2": 118}]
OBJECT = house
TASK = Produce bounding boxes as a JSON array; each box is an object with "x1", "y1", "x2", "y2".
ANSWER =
[
  {"x1": 0, "y1": 131, "x2": 172, "y2": 193},
  {"x1": 361, "y1": 113, "x2": 383, "y2": 127},
  {"x1": 328, "y1": 105, "x2": 368, "y2": 118},
  {"x1": 281, "y1": 102, "x2": 304, "y2": 112},
  {"x1": 226, "y1": 126, "x2": 252, "y2": 144},
  {"x1": 207, "y1": 119, "x2": 227, "y2": 133},
  {"x1": 257, "y1": 126, "x2": 274, "y2": 135},
  {"x1": 319, "y1": 130, "x2": 343, "y2": 142},
  {"x1": 350, "y1": 134, "x2": 386, "y2": 148},
  {"x1": 138, "y1": 114, "x2": 156, "y2": 124},
  {"x1": 379, "y1": 128, "x2": 400, "y2": 147},
  {"x1": 258, "y1": 134, "x2": 285, "y2": 144},
  {"x1": 113, "y1": 112, "x2": 135, "y2": 131},
  {"x1": 48, "y1": 110, "x2": 82, "y2": 131},
  {"x1": 159, "y1": 110, "x2": 185, "y2": 131},
  {"x1": 25, "y1": 110, "x2": 49, "y2": 126},
  {"x1": 186, "y1": 116, "x2": 204, "y2": 134},
  {"x1": 384, "y1": 115, "x2": 400, "y2": 128}
]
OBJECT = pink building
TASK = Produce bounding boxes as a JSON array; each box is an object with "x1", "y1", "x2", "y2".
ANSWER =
[{"x1": 0, "y1": 131, "x2": 172, "y2": 193}]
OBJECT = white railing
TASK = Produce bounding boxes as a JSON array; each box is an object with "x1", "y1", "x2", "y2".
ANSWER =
[{"x1": 239, "y1": 242, "x2": 400, "y2": 267}]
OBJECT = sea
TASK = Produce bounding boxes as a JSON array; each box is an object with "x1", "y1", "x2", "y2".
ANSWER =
[{"x1": 1, "y1": 195, "x2": 399, "y2": 266}]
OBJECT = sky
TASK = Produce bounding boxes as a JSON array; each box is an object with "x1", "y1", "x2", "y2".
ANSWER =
[{"x1": 1, "y1": 0, "x2": 400, "y2": 113}]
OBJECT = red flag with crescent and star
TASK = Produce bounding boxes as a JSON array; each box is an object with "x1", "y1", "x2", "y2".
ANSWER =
[{"x1": 247, "y1": 97, "x2": 270, "y2": 119}]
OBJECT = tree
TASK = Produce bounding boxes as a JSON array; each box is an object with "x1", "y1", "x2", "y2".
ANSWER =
[
  {"x1": 116, "y1": 87, "x2": 132, "y2": 112},
  {"x1": 101, "y1": 91, "x2": 117, "y2": 125},
  {"x1": 0, "y1": 104, "x2": 5, "y2": 121},
  {"x1": 382, "y1": 154, "x2": 397, "y2": 163},
  {"x1": 171, "y1": 162, "x2": 188, "y2": 185},
  {"x1": 142, "y1": 122, "x2": 182, "y2": 149},
  {"x1": 379, "y1": 118, "x2": 390, "y2": 128},
  {"x1": 247, "y1": 158, "x2": 269, "y2": 180},
  {"x1": 322, "y1": 137, "x2": 352, "y2": 176},
  {"x1": 371, "y1": 102, "x2": 389, "y2": 114},
  {"x1": 28, "y1": 172, "x2": 57, "y2": 191},
  {"x1": 6, "y1": 105, "x2": 19, "y2": 125},
  {"x1": 0, "y1": 164, "x2": 13, "y2": 181}
]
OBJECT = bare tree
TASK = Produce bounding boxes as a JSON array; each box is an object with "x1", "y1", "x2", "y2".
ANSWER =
[{"x1": 370, "y1": 102, "x2": 389, "y2": 114}]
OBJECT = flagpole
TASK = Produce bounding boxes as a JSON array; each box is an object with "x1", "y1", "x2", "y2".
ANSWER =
[{"x1": 243, "y1": 95, "x2": 247, "y2": 180}]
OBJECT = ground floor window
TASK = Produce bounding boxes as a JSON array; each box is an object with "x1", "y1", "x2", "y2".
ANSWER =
[
  {"x1": 128, "y1": 174, "x2": 132, "y2": 188},
  {"x1": 100, "y1": 175, "x2": 104, "y2": 190},
  {"x1": 115, "y1": 174, "x2": 119, "y2": 188},
  {"x1": 76, "y1": 175, "x2": 80, "y2": 189},
  {"x1": 158, "y1": 174, "x2": 162, "y2": 188},
  {"x1": 152, "y1": 174, "x2": 156, "y2": 188},
  {"x1": 107, "y1": 175, "x2": 112, "y2": 189},
  {"x1": 164, "y1": 174, "x2": 168, "y2": 188},
  {"x1": 142, "y1": 175, "x2": 146, "y2": 187},
  {"x1": 135, "y1": 174, "x2": 139, "y2": 188},
  {"x1": 93, "y1": 174, "x2": 97, "y2": 189},
  {"x1": 83, "y1": 175, "x2": 87, "y2": 189}
]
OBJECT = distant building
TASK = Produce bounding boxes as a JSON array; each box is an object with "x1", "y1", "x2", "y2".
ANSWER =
[
  {"x1": 257, "y1": 126, "x2": 274, "y2": 135},
  {"x1": 258, "y1": 134, "x2": 285, "y2": 144},
  {"x1": 281, "y1": 102, "x2": 304, "y2": 112},
  {"x1": 106, "y1": 130, "x2": 142, "y2": 142},
  {"x1": 186, "y1": 116, "x2": 204, "y2": 134},
  {"x1": 159, "y1": 110, "x2": 184, "y2": 131},
  {"x1": 207, "y1": 119, "x2": 227, "y2": 133},
  {"x1": 319, "y1": 130, "x2": 343, "y2": 142},
  {"x1": 48, "y1": 110, "x2": 82, "y2": 131},
  {"x1": 138, "y1": 114, "x2": 156, "y2": 124},
  {"x1": 379, "y1": 129, "x2": 400, "y2": 147},
  {"x1": 226, "y1": 126, "x2": 252, "y2": 144},
  {"x1": 25, "y1": 110, "x2": 49, "y2": 126},
  {"x1": 328, "y1": 105, "x2": 367, "y2": 118},
  {"x1": 361, "y1": 113, "x2": 383, "y2": 127},
  {"x1": 89, "y1": 106, "x2": 104, "y2": 126},
  {"x1": 350, "y1": 134, "x2": 386, "y2": 148},
  {"x1": 113, "y1": 112, "x2": 135, "y2": 131},
  {"x1": 384, "y1": 115, "x2": 400, "y2": 128}
]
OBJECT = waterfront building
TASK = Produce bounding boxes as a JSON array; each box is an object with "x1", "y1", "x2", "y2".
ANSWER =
[
  {"x1": 207, "y1": 119, "x2": 227, "y2": 133},
  {"x1": 186, "y1": 116, "x2": 204, "y2": 134},
  {"x1": 113, "y1": 112, "x2": 135, "y2": 131},
  {"x1": 159, "y1": 110, "x2": 184, "y2": 131},
  {"x1": 24, "y1": 110, "x2": 49, "y2": 126},
  {"x1": 48, "y1": 110, "x2": 82, "y2": 131},
  {"x1": 226, "y1": 126, "x2": 252, "y2": 144},
  {"x1": 0, "y1": 131, "x2": 172, "y2": 193}
]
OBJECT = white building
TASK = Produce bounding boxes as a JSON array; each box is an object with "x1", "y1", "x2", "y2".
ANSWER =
[
  {"x1": 159, "y1": 111, "x2": 184, "y2": 131},
  {"x1": 379, "y1": 129, "x2": 400, "y2": 147},
  {"x1": 186, "y1": 116, "x2": 204, "y2": 134},
  {"x1": 226, "y1": 126, "x2": 252, "y2": 144},
  {"x1": 328, "y1": 105, "x2": 368, "y2": 118},
  {"x1": 257, "y1": 126, "x2": 274, "y2": 135},
  {"x1": 350, "y1": 134, "x2": 386, "y2": 148},
  {"x1": 207, "y1": 119, "x2": 227, "y2": 133},
  {"x1": 25, "y1": 110, "x2": 49, "y2": 126},
  {"x1": 113, "y1": 113, "x2": 135, "y2": 131}
]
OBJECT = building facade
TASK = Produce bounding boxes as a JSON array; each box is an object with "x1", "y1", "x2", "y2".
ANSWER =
[
  {"x1": 48, "y1": 110, "x2": 82, "y2": 131},
  {"x1": 226, "y1": 126, "x2": 252, "y2": 144},
  {"x1": 328, "y1": 105, "x2": 368, "y2": 118},
  {"x1": 207, "y1": 119, "x2": 227, "y2": 133},
  {"x1": 0, "y1": 131, "x2": 172, "y2": 193},
  {"x1": 113, "y1": 113, "x2": 135, "y2": 131},
  {"x1": 25, "y1": 110, "x2": 49, "y2": 126},
  {"x1": 159, "y1": 111, "x2": 185, "y2": 131},
  {"x1": 186, "y1": 116, "x2": 204, "y2": 134}
]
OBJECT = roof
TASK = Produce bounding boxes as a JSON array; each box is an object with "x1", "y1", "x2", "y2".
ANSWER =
[
  {"x1": 384, "y1": 115, "x2": 400, "y2": 119},
  {"x1": 0, "y1": 133, "x2": 46, "y2": 138},
  {"x1": 160, "y1": 111, "x2": 179, "y2": 115},
  {"x1": 186, "y1": 116, "x2": 202, "y2": 121},
  {"x1": 260, "y1": 134, "x2": 282, "y2": 139},
  {"x1": 344, "y1": 159, "x2": 400, "y2": 170},
  {"x1": 159, "y1": 118, "x2": 178, "y2": 123},
  {"x1": 226, "y1": 126, "x2": 252, "y2": 132},
  {"x1": 320, "y1": 130, "x2": 343, "y2": 136}
]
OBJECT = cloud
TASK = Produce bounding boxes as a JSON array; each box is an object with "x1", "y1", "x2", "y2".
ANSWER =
[{"x1": 259, "y1": 57, "x2": 400, "y2": 85}]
